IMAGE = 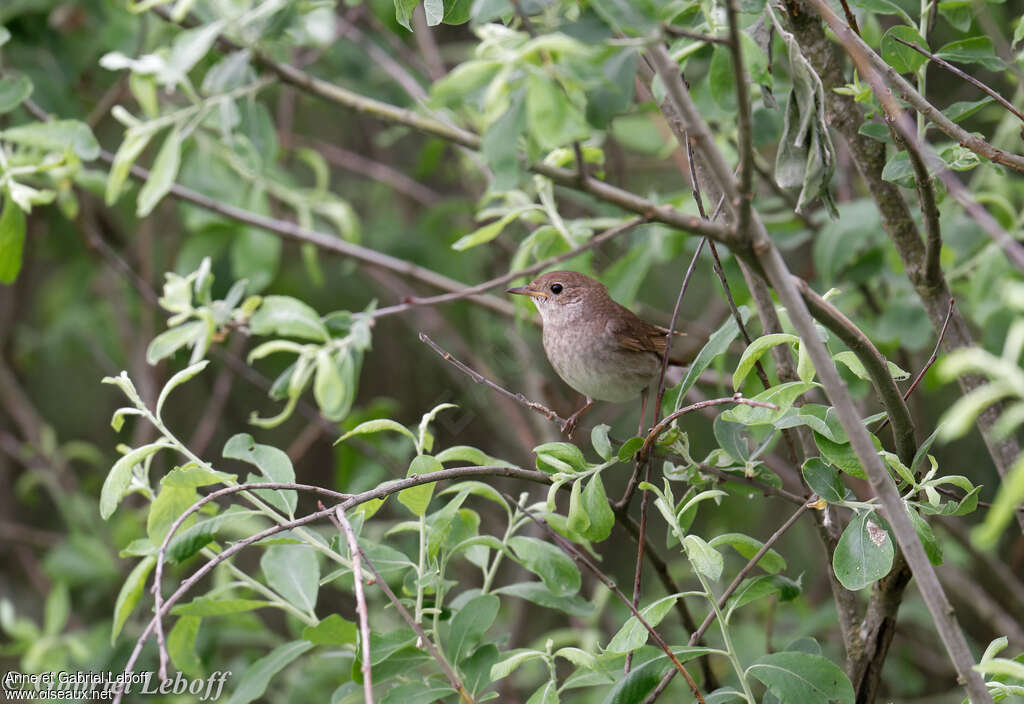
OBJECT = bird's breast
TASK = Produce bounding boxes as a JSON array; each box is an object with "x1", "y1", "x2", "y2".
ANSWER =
[{"x1": 541, "y1": 321, "x2": 660, "y2": 402}]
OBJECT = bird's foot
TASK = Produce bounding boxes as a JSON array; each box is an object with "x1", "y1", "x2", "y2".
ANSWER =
[{"x1": 560, "y1": 399, "x2": 594, "y2": 440}]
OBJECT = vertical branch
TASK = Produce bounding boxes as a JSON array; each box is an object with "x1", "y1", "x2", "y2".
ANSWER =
[
  {"x1": 724, "y1": 0, "x2": 754, "y2": 238},
  {"x1": 330, "y1": 507, "x2": 374, "y2": 703}
]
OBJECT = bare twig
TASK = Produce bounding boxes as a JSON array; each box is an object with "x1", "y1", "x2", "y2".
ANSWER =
[
  {"x1": 328, "y1": 507, "x2": 375, "y2": 703},
  {"x1": 289, "y1": 136, "x2": 442, "y2": 205},
  {"x1": 661, "y1": 25, "x2": 732, "y2": 46},
  {"x1": 876, "y1": 298, "x2": 955, "y2": 433},
  {"x1": 724, "y1": 0, "x2": 754, "y2": 240},
  {"x1": 419, "y1": 333, "x2": 566, "y2": 424},
  {"x1": 892, "y1": 37, "x2": 1024, "y2": 125}
]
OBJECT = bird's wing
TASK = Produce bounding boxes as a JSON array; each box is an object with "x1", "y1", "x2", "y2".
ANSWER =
[
  {"x1": 605, "y1": 305, "x2": 690, "y2": 366},
  {"x1": 605, "y1": 305, "x2": 668, "y2": 355}
]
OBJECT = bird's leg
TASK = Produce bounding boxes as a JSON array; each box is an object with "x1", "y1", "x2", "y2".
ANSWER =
[
  {"x1": 638, "y1": 387, "x2": 649, "y2": 436},
  {"x1": 561, "y1": 397, "x2": 594, "y2": 439}
]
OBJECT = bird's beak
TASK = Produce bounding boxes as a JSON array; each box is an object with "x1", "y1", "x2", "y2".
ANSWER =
[{"x1": 506, "y1": 285, "x2": 548, "y2": 300}]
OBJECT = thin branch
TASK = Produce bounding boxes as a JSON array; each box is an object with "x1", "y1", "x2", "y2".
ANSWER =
[
  {"x1": 661, "y1": 25, "x2": 733, "y2": 46},
  {"x1": 372, "y1": 217, "x2": 645, "y2": 318},
  {"x1": 514, "y1": 502, "x2": 708, "y2": 704},
  {"x1": 625, "y1": 242, "x2": 705, "y2": 673},
  {"x1": 724, "y1": 0, "x2": 754, "y2": 239},
  {"x1": 289, "y1": 136, "x2": 443, "y2": 205},
  {"x1": 892, "y1": 37, "x2": 1024, "y2": 125},
  {"x1": 328, "y1": 507, "x2": 375, "y2": 703},
  {"x1": 419, "y1": 333, "x2": 566, "y2": 425},
  {"x1": 876, "y1": 298, "x2": 955, "y2": 433},
  {"x1": 798, "y1": 282, "x2": 916, "y2": 464},
  {"x1": 645, "y1": 501, "x2": 810, "y2": 702}
]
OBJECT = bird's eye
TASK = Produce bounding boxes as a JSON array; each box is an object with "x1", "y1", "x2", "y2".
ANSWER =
[{"x1": 550, "y1": 283, "x2": 563, "y2": 294}]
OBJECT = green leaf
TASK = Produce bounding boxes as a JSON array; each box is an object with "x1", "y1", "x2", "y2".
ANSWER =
[
  {"x1": 733, "y1": 334, "x2": 799, "y2": 390},
  {"x1": 815, "y1": 432, "x2": 867, "y2": 479},
  {"x1": 490, "y1": 649, "x2": 545, "y2": 681},
  {"x1": 167, "y1": 615, "x2": 203, "y2": 676},
  {"x1": 136, "y1": 125, "x2": 181, "y2": 217},
  {"x1": 708, "y1": 533, "x2": 787, "y2": 574},
  {"x1": 683, "y1": 534, "x2": 724, "y2": 581},
  {"x1": 850, "y1": 0, "x2": 913, "y2": 24},
  {"x1": 167, "y1": 507, "x2": 251, "y2": 563},
  {"x1": 111, "y1": 556, "x2": 156, "y2": 644},
  {"x1": 526, "y1": 679, "x2": 558, "y2": 704},
  {"x1": 335, "y1": 418, "x2": 418, "y2": 447},
  {"x1": 591, "y1": 424, "x2": 613, "y2": 461},
  {"x1": 303, "y1": 613, "x2": 358, "y2": 646},
  {"x1": 2, "y1": 120, "x2": 99, "y2": 160},
  {"x1": 399, "y1": 455, "x2": 443, "y2": 516},
  {"x1": 452, "y1": 208, "x2": 531, "y2": 251},
  {"x1": 380, "y1": 682, "x2": 457, "y2": 704},
  {"x1": 747, "y1": 651, "x2": 854, "y2": 704},
  {"x1": 106, "y1": 130, "x2": 153, "y2": 205},
  {"x1": 100, "y1": 441, "x2": 172, "y2": 520},
  {"x1": 605, "y1": 595, "x2": 678, "y2": 653},
  {"x1": 833, "y1": 351, "x2": 909, "y2": 382},
  {"x1": 249, "y1": 295, "x2": 328, "y2": 341},
  {"x1": 508, "y1": 536, "x2": 581, "y2": 597},
  {"x1": 163, "y1": 20, "x2": 227, "y2": 85},
  {"x1": 880, "y1": 26, "x2": 929, "y2": 74},
  {"x1": 832, "y1": 510, "x2": 894, "y2": 590},
  {"x1": 313, "y1": 349, "x2": 348, "y2": 420},
  {"x1": 721, "y1": 382, "x2": 817, "y2": 426},
  {"x1": 708, "y1": 45, "x2": 737, "y2": 111},
  {"x1": 801, "y1": 457, "x2": 846, "y2": 503},
  {"x1": 482, "y1": 95, "x2": 525, "y2": 190},
  {"x1": 581, "y1": 473, "x2": 615, "y2": 542},
  {"x1": 172, "y1": 597, "x2": 271, "y2": 617},
  {"x1": 973, "y1": 454, "x2": 1024, "y2": 548},
  {"x1": 535, "y1": 442, "x2": 588, "y2": 473},
  {"x1": 261, "y1": 544, "x2": 319, "y2": 613},
  {"x1": 617, "y1": 436, "x2": 644, "y2": 462},
  {"x1": 567, "y1": 479, "x2": 590, "y2": 535},
  {"x1": 526, "y1": 72, "x2": 587, "y2": 151},
  {"x1": 907, "y1": 506, "x2": 942, "y2": 565},
  {"x1": 147, "y1": 479, "x2": 197, "y2": 544},
  {"x1": 146, "y1": 321, "x2": 204, "y2": 364},
  {"x1": 446, "y1": 594, "x2": 500, "y2": 664},
  {"x1": 424, "y1": 0, "x2": 444, "y2": 25},
  {"x1": 727, "y1": 574, "x2": 802, "y2": 615},
  {"x1": 0, "y1": 73, "x2": 32, "y2": 114},
  {"x1": 935, "y1": 37, "x2": 1006, "y2": 71},
  {"x1": 156, "y1": 360, "x2": 209, "y2": 418},
  {"x1": 224, "y1": 640, "x2": 314, "y2": 704},
  {"x1": 394, "y1": 0, "x2": 420, "y2": 30},
  {"x1": 672, "y1": 307, "x2": 749, "y2": 402},
  {"x1": 493, "y1": 582, "x2": 594, "y2": 616},
  {"x1": 0, "y1": 194, "x2": 26, "y2": 284},
  {"x1": 223, "y1": 431, "x2": 297, "y2": 509},
  {"x1": 943, "y1": 97, "x2": 994, "y2": 123}
]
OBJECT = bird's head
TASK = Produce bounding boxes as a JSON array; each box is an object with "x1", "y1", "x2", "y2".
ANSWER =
[{"x1": 506, "y1": 270, "x2": 608, "y2": 325}]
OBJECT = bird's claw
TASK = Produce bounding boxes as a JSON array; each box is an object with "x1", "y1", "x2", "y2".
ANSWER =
[{"x1": 561, "y1": 416, "x2": 579, "y2": 439}]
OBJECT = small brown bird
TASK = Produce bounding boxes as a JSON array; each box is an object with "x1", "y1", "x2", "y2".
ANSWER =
[{"x1": 507, "y1": 270, "x2": 687, "y2": 436}]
